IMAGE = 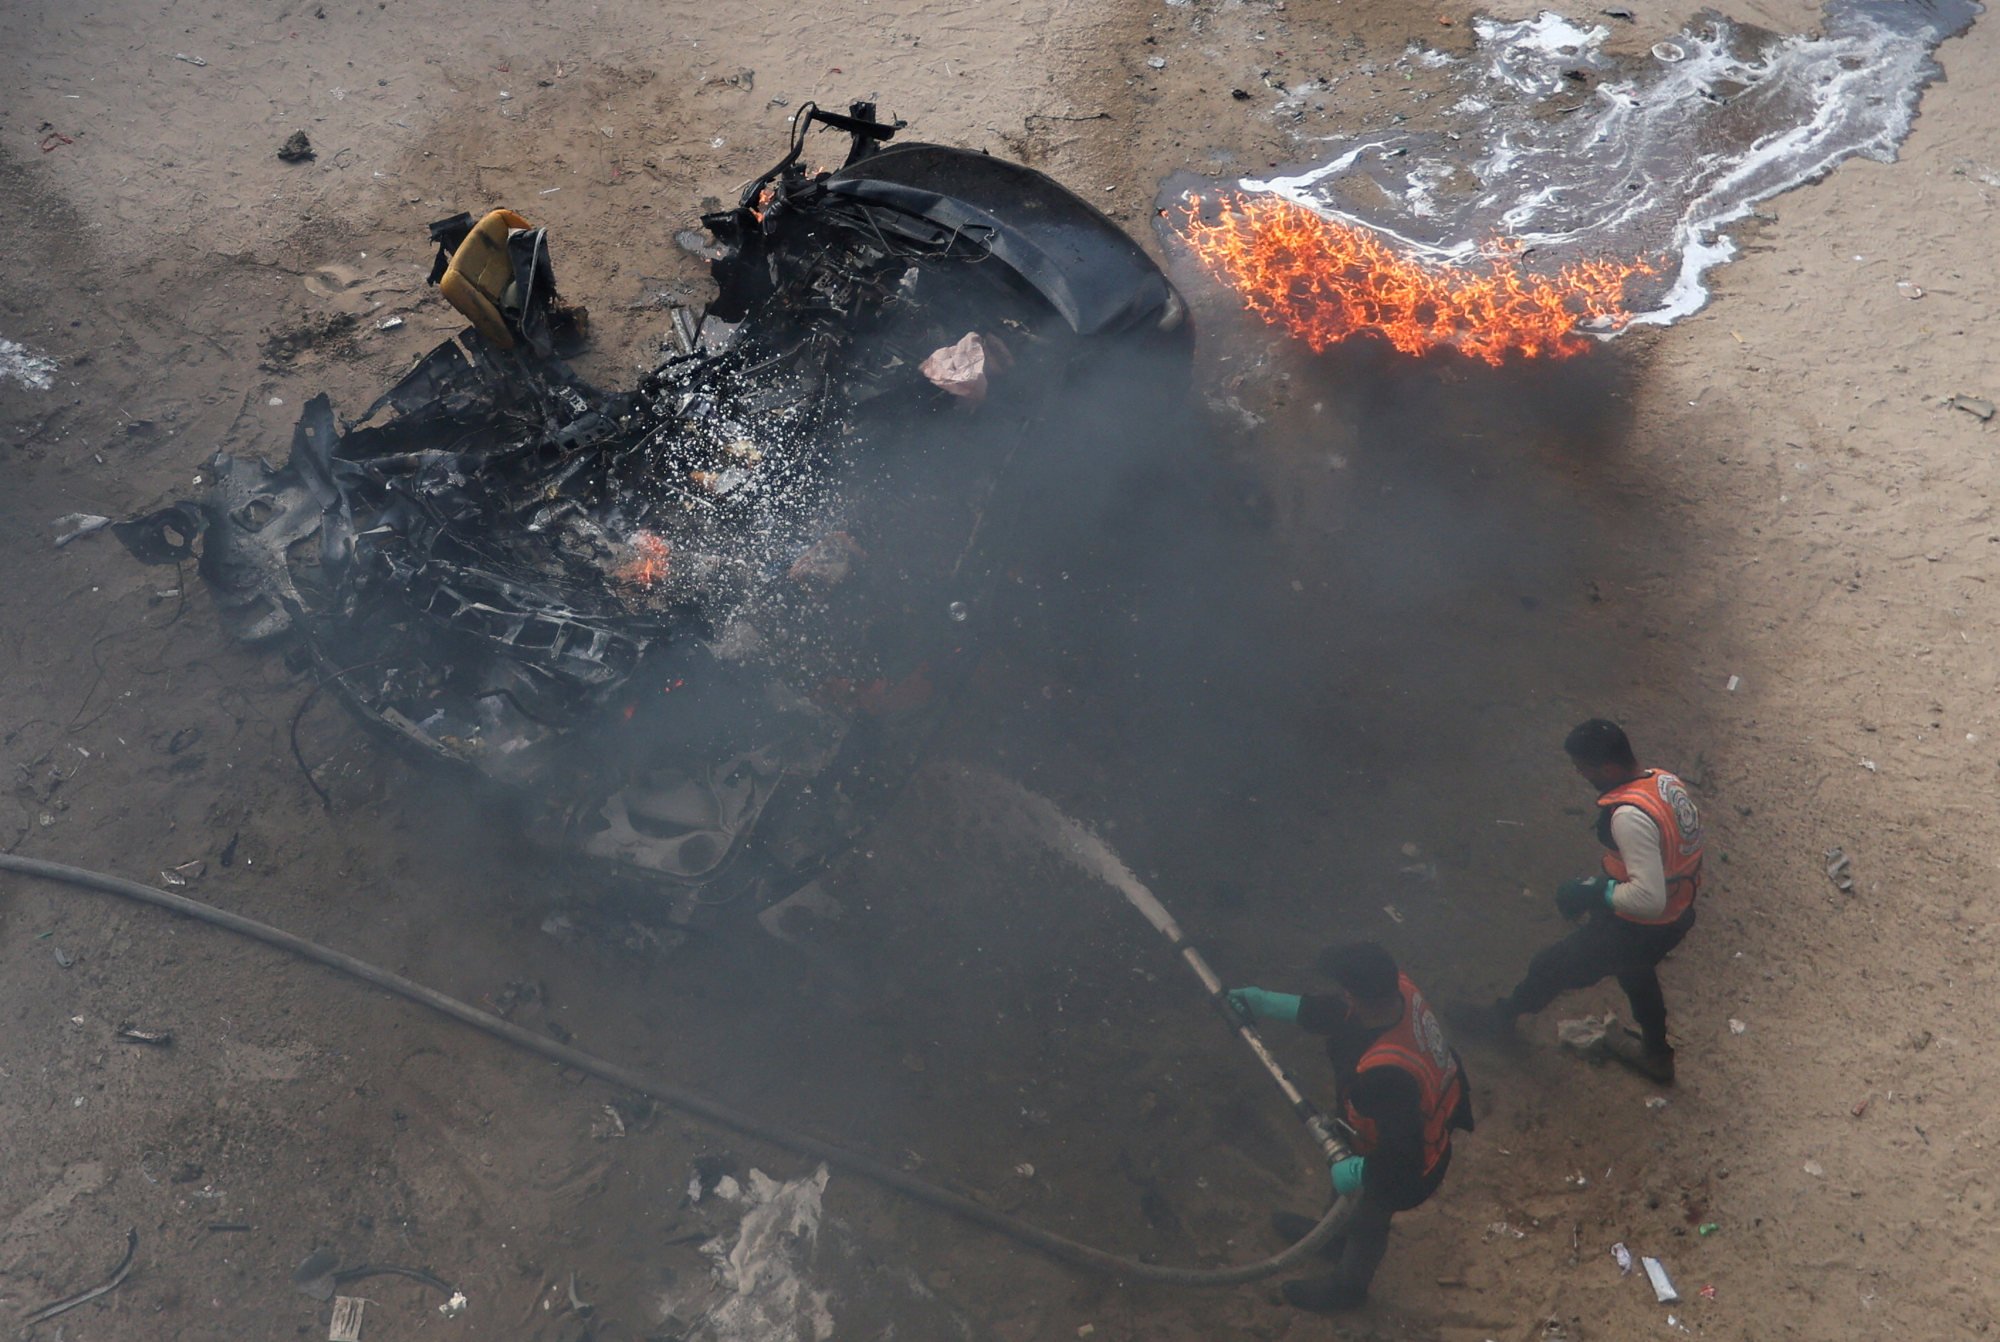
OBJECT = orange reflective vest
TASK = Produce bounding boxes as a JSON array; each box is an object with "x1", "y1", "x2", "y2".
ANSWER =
[
  {"x1": 1597, "y1": 769, "x2": 1704, "y2": 926},
  {"x1": 1344, "y1": 976, "x2": 1464, "y2": 1179}
]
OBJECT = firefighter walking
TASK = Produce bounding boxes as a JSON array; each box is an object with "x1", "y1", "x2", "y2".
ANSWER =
[
  {"x1": 1227, "y1": 942, "x2": 1473, "y2": 1313},
  {"x1": 1480, "y1": 718, "x2": 1705, "y2": 1083}
]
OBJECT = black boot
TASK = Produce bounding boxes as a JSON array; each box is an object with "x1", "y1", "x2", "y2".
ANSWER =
[
  {"x1": 1281, "y1": 1276, "x2": 1367, "y2": 1312},
  {"x1": 1604, "y1": 1027, "x2": 1675, "y2": 1084},
  {"x1": 1270, "y1": 1211, "x2": 1344, "y2": 1258}
]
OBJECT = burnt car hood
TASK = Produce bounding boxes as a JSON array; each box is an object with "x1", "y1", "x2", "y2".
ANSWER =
[{"x1": 823, "y1": 142, "x2": 1182, "y2": 338}]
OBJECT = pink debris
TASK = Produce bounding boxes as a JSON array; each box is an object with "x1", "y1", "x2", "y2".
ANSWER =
[{"x1": 919, "y1": 331, "x2": 1013, "y2": 404}]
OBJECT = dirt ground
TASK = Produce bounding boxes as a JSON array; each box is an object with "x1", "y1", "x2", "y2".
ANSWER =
[{"x1": 3, "y1": 0, "x2": 1997, "y2": 1338}]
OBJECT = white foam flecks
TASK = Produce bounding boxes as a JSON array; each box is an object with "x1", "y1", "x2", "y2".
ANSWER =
[
  {"x1": 1, "y1": 337, "x2": 57, "y2": 392},
  {"x1": 1236, "y1": 0, "x2": 1978, "y2": 327},
  {"x1": 1474, "y1": 12, "x2": 1611, "y2": 94},
  {"x1": 698, "y1": 1166, "x2": 836, "y2": 1342}
]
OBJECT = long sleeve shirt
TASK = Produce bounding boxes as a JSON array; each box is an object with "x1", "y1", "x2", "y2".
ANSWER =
[{"x1": 1606, "y1": 804, "x2": 1669, "y2": 920}]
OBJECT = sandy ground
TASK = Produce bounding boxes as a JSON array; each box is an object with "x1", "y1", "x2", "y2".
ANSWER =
[{"x1": 2, "y1": 0, "x2": 1997, "y2": 1338}]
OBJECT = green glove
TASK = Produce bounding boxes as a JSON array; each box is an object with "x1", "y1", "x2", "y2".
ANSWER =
[
  {"x1": 1225, "y1": 986, "x2": 1301, "y2": 1023},
  {"x1": 1555, "y1": 875, "x2": 1613, "y2": 921},
  {"x1": 1330, "y1": 1156, "x2": 1366, "y2": 1197}
]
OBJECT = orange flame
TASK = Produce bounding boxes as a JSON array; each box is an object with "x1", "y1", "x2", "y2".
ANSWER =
[
  {"x1": 1178, "y1": 193, "x2": 1652, "y2": 365},
  {"x1": 614, "y1": 531, "x2": 672, "y2": 589}
]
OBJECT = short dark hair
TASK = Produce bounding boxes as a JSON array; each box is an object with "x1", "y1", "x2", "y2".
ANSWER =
[
  {"x1": 1564, "y1": 718, "x2": 1636, "y2": 769},
  {"x1": 1317, "y1": 941, "x2": 1400, "y2": 1003}
]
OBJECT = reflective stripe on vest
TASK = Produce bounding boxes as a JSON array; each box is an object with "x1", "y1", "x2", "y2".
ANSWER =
[
  {"x1": 1597, "y1": 768, "x2": 1704, "y2": 926},
  {"x1": 1342, "y1": 976, "x2": 1464, "y2": 1179}
]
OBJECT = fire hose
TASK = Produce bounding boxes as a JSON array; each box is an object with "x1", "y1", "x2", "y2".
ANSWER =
[
  {"x1": 1110, "y1": 868, "x2": 1356, "y2": 1166},
  {"x1": 0, "y1": 852, "x2": 1347, "y2": 1288}
]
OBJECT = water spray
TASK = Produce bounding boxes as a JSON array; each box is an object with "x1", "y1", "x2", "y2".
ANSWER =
[{"x1": 967, "y1": 768, "x2": 1355, "y2": 1168}]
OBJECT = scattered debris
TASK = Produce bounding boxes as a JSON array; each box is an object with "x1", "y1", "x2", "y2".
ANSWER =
[
  {"x1": 207, "y1": 1221, "x2": 253, "y2": 1233},
  {"x1": 1950, "y1": 394, "x2": 1995, "y2": 421},
  {"x1": 1644, "y1": 1095, "x2": 1668, "y2": 1110},
  {"x1": 40, "y1": 130, "x2": 73, "y2": 153},
  {"x1": 329, "y1": 1295, "x2": 366, "y2": 1342},
  {"x1": 22, "y1": 1228, "x2": 139, "y2": 1327},
  {"x1": 1485, "y1": 1221, "x2": 1528, "y2": 1240},
  {"x1": 1803, "y1": 1159, "x2": 1825, "y2": 1177},
  {"x1": 174, "y1": 51, "x2": 208, "y2": 66},
  {"x1": 1725, "y1": 674, "x2": 1740, "y2": 692},
  {"x1": 439, "y1": 1291, "x2": 468, "y2": 1318},
  {"x1": 483, "y1": 979, "x2": 543, "y2": 1019},
  {"x1": 278, "y1": 131, "x2": 316, "y2": 163},
  {"x1": 53, "y1": 947, "x2": 75, "y2": 969},
  {"x1": 1699, "y1": 1283, "x2": 1718, "y2": 1301},
  {"x1": 1556, "y1": 1013, "x2": 1615, "y2": 1052},
  {"x1": 1824, "y1": 847, "x2": 1853, "y2": 891},
  {"x1": 378, "y1": 316, "x2": 405, "y2": 331},
  {"x1": 1600, "y1": 6, "x2": 1635, "y2": 17},
  {"x1": 1859, "y1": 758, "x2": 1878, "y2": 773},
  {"x1": 1641, "y1": 1256, "x2": 1681, "y2": 1303},
  {"x1": 1728, "y1": 1018, "x2": 1747, "y2": 1035},
  {"x1": 1698, "y1": 1222, "x2": 1720, "y2": 1236},
  {"x1": 1, "y1": 336, "x2": 59, "y2": 391},
  {"x1": 920, "y1": 330, "x2": 1013, "y2": 403},
  {"x1": 700, "y1": 1166, "x2": 835, "y2": 1340},
  {"x1": 1611, "y1": 1242, "x2": 1633, "y2": 1274},
  {"x1": 675, "y1": 227, "x2": 729, "y2": 260},
  {"x1": 1147, "y1": 55, "x2": 1167, "y2": 69},
  {"x1": 566, "y1": 1271, "x2": 594, "y2": 1318},
  {"x1": 1895, "y1": 279, "x2": 1924, "y2": 298},
  {"x1": 756, "y1": 879, "x2": 847, "y2": 945},
  {"x1": 53, "y1": 513, "x2": 112, "y2": 547},
  {"x1": 1382, "y1": 903, "x2": 1405, "y2": 923},
  {"x1": 784, "y1": 532, "x2": 863, "y2": 588},
  {"x1": 159, "y1": 859, "x2": 207, "y2": 887},
  {"x1": 1014, "y1": 1162, "x2": 1036, "y2": 1178},
  {"x1": 1851, "y1": 1094, "x2": 1871, "y2": 1118}
]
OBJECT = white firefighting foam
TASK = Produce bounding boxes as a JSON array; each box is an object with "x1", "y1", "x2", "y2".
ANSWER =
[{"x1": 1240, "y1": 0, "x2": 1978, "y2": 326}]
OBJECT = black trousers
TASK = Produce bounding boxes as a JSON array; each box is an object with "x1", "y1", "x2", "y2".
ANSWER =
[
  {"x1": 1502, "y1": 906, "x2": 1696, "y2": 1051},
  {"x1": 1337, "y1": 1192, "x2": 1395, "y2": 1296},
  {"x1": 1290, "y1": 1147, "x2": 1451, "y2": 1303}
]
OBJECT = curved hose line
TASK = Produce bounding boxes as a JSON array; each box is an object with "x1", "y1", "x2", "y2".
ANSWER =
[{"x1": 0, "y1": 852, "x2": 1342, "y2": 1286}]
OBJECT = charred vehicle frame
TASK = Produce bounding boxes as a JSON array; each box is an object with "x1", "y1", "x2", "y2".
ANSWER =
[{"x1": 120, "y1": 102, "x2": 1190, "y2": 926}]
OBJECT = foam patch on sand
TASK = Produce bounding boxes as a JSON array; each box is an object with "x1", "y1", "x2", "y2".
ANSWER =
[
  {"x1": 1, "y1": 337, "x2": 57, "y2": 391},
  {"x1": 1238, "y1": 0, "x2": 1980, "y2": 325}
]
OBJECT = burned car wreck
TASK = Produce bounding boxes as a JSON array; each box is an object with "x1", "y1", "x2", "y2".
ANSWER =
[{"x1": 120, "y1": 104, "x2": 1189, "y2": 923}]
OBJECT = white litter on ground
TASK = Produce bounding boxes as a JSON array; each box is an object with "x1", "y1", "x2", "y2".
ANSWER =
[
  {"x1": 1, "y1": 337, "x2": 58, "y2": 392},
  {"x1": 697, "y1": 1166, "x2": 836, "y2": 1342}
]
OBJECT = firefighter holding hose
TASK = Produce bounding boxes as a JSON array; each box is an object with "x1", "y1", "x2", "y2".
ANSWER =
[
  {"x1": 1473, "y1": 718, "x2": 1704, "y2": 1084},
  {"x1": 1227, "y1": 942, "x2": 1473, "y2": 1313}
]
